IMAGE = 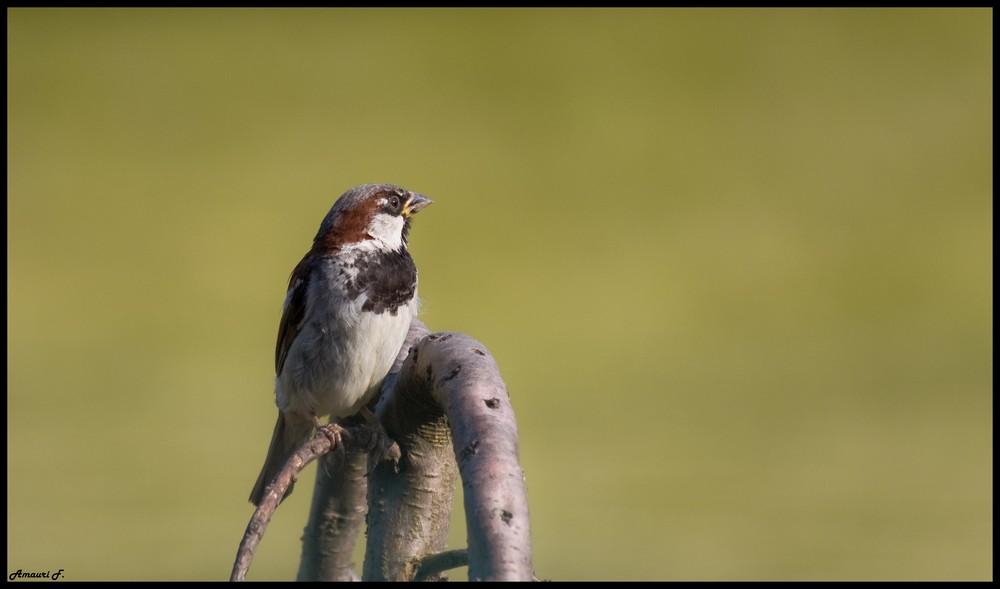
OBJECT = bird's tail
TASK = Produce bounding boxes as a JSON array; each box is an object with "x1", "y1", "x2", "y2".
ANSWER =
[{"x1": 248, "y1": 412, "x2": 314, "y2": 506}]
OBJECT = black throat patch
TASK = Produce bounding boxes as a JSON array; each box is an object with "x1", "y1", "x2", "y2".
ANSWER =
[{"x1": 342, "y1": 248, "x2": 417, "y2": 315}]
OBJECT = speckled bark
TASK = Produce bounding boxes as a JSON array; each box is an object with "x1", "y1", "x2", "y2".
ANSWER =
[{"x1": 409, "y1": 332, "x2": 534, "y2": 581}]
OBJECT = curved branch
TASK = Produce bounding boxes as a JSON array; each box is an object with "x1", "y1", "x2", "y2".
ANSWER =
[{"x1": 387, "y1": 331, "x2": 534, "y2": 581}]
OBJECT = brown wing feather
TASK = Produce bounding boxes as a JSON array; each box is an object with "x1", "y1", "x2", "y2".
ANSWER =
[{"x1": 275, "y1": 255, "x2": 313, "y2": 375}]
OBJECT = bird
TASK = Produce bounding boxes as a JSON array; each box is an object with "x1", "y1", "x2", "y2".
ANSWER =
[{"x1": 249, "y1": 183, "x2": 432, "y2": 506}]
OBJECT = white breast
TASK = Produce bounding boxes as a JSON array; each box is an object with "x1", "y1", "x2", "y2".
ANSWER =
[{"x1": 275, "y1": 268, "x2": 417, "y2": 420}]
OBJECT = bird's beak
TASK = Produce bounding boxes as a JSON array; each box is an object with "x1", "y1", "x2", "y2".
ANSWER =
[{"x1": 402, "y1": 193, "x2": 432, "y2": 218}]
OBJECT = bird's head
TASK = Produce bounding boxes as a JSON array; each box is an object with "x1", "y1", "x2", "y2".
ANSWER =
[{"x1": 313, "y1": 184, "x2": 432, "y2": 253}]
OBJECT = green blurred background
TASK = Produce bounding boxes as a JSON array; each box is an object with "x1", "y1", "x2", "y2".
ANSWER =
[{"x1": 7, "y1": 8, "x2": 991, "y2": 581}]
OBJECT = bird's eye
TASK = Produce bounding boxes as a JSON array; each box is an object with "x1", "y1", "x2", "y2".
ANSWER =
[{"x1": 389, "y1": 196, "x2": 401, "y2": 209}]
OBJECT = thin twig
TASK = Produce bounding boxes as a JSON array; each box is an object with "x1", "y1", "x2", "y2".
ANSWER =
[
  {"x1": 413, "y1": 549, "x2": 470, "y2": 581},
  {"x1": 231, "y1": 424, "x2": 346, "y2": 582}
]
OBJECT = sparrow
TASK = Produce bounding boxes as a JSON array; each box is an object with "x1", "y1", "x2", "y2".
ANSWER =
[{"x1": 249, "y1": 183, "x2": 432, "y2": 506}]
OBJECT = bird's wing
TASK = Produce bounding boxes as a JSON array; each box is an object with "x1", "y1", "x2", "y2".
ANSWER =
[{"x1": 275, "y1": 256, "x2": 313, "y2": 375}]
